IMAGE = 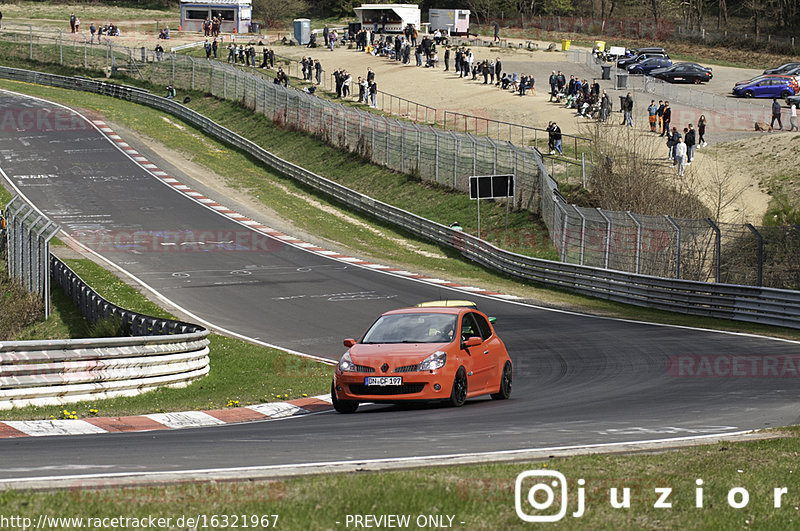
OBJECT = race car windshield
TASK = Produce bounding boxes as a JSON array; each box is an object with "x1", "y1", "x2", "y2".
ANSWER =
[{"x1": 361, "y1": 313, "x2": 458, "y2": 344}]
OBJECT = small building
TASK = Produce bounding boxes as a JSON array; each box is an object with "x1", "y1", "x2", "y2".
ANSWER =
[
  {"x1": 180, "y1": 0, "x2": 252, "y2": 34},
  {"x1": 353, "y1": 4, "x2": 421, "y2": 34},
  {"x1": 428, "y1": 9, "x2": 470, "y2": 35}
]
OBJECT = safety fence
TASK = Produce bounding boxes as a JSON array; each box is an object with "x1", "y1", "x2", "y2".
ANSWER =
[
  {"x1": 3, "y1": 66, "x2": 798, "y2": 327},
  {"x1": 3, "y1": 197, "x2": 60, "y2": 317},
  {"x1": 0, "y1": 256, "x2": 209, "y2": 410},
  {"x1": 0, "y1": 30, "x2": 798, "y2": 289}
]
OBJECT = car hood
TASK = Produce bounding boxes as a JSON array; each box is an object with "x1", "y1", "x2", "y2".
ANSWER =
[{"x1": 349, "y1": 343, "x2": 450, "y2": 365}]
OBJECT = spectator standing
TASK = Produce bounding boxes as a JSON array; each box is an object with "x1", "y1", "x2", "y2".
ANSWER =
[
  {"x1": 667, "y1": 126, "x2": 681, "y2": 161},
  {"x1": 661, "y1": 102, "x2": 671, "y2": 136},
  {"x1": 622, "y1": 93, "x2": 633, "y2": 127},
  {"x1": 154, "y1": 43, "x2": 164, "y2": 61},
  {"x1": 70, "y1": 13, "x2": 76, "y2": 33},
  {"x1": 357, "y1": 76, "x2": 366, "y2": 103},
  {"x1": 342, "y1": 71, "x2": 351, "y2": 98},
  {"x1": 204, "y1": 39, "x2": 212, "y2": 59},
  {"x1": 90, "y1": 23, "x2": 96, "y2": 43},
  {"x1": 697, "y1": 114, "x2": 707, "y2": 146},
  {"x1": 212, "y1": 39, "x2": 218, "y2": 58},
  {"x1": 648, "y1": 100, "x2": 657, "y2": 132},
  {"x1": 600, "y1": 91, "x2": 610, "y2": 122},
  {"x1": 444, "y1": 47, "x2": 450, "y2": 71},
  {"x1": 552, "y1": 123, "x2": 563, "y2": 155},
  {"x1": 790, "y1": 103, "x2": 798, "y2": 132},
  {"x1": 685, "y1": 125, "x2": 696, "y2": 164},
  {"x1": 315, "y1": 59, "x2": 322, "y2": 84},
  {"x1": 75, "y1": 17, "x2": 80, "y2": 33},
  {"x1": 546, "y1": 122, "x2": 555, "y2": 153},
  {"x1": 494, "y1": 58, "x2": 502, "y2": 85},
  {"x1": 323, "y1": 25, "x2": 329, "y2": 48},
  {"x1": 549, "y1": 71, "x2": 557, "y2": 102},
  {"x1": 771, "y1": 98, "x2": 783, "y2": 130},
  {"x1": 329, "y1": 30, "x2": 337, "y2": 51},
  {"x1": 674, "y1": 138, "x2": 687, "y2": 176},
  {"x1": 369, "y1": 79, "x2": 378, "y2": 108},
  {"x1": 493, "y1": 21, "x2": 500, "y2": 42}
]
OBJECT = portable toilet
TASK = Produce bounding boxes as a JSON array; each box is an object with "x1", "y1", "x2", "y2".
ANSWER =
[{"x1": 293, "y1": 18, "x2": 311, "y2": 45}]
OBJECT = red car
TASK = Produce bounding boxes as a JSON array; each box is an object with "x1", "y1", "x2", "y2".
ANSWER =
[{"x1": 331, "y1": 306, "x2": 513, "y2": 413}]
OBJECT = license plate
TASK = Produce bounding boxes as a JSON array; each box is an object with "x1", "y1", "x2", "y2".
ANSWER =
[{"x1": 365, "y1": 376, "x2": 402, "y2": 386}]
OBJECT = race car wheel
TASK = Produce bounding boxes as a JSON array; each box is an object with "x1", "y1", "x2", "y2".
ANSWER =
[
  {"x1": 332, "y1": 381, "x2": 359, "y2": 413},
  {"x1": 491, "y1": 361, "x2": 513, "y2": 400},
  {"x1": 449, "y1": 367, "x2": 468, "y2": 407}
]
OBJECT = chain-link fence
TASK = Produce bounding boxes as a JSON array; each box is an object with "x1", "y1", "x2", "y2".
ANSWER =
[
  {"x1": 3, "y1": 197, "x2": 60, "y2": 317},
  {"x1": 1, "y1": 29, "x2": 798, "y2": 288}
]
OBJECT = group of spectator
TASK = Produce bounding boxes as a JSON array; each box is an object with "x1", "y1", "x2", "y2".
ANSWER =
[
  {"x1": 225, "y1": 43, "x2": 277, "y2": 70},
  {"x1": 69, "y1": 14, "x2": 81, "y2": 33},
  {"x1": 332, "y1": 66, "x2": 377, "y2": 107},
  {"x1": 201, "y1": 16, "x2": 222, "y2": 38},
  {"x1": 203, "y1": 39, "x2": 219, "y2": 59},
  {"x1": 301, "y1": 56, "x2": 323, "y2": 85}
]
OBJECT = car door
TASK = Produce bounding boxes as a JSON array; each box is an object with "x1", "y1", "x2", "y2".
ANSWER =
[
  {"x1": 471, "y1": 312, "x2": 503, "y2": 392},
  {"x1": 459, "y1": 312, "x2": 484, "y2": 391},
  {"x1": 754, "y1": 80, "x2": 772, "y2": 97}
]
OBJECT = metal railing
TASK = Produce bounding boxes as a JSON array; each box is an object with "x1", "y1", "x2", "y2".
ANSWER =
[
  {"x1": 4, "y1": 197, "x2": 60, "y2": 317},
  {"x1": 0, "y1": 256, "x2": 209, "y2": 410},
  {"x1": 3, "y1": 66, "x2": 797, "y2": 327},
  {"x1": 0, "y1": 30, "x2": 798, "y2": 289}
]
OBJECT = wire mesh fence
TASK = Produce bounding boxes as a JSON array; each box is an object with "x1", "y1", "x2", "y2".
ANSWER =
[{"x1": 1, "y1": 29, "x2": 798, "y2": 288}]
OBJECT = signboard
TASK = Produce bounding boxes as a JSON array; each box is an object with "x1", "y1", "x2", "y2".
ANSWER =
[{"x1": 469, "y1": 175, "x2": 514, "y2": 200}]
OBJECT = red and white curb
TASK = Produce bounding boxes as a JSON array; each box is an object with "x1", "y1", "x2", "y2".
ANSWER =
[
  {"x1": 91, "y1": 120, "x2": 520, "y2": 301},
  {"x1": 0, "y1": 395, "x2": 333, "y2": 438}
]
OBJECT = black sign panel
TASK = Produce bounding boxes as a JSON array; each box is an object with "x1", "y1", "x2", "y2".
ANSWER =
[{"x1": 469, "y1": 175, "x2": 514, "y2": 200}]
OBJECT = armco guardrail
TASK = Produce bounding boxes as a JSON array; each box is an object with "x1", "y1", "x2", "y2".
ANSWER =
[
  {"x1": 1, "y1": 67, "x2": 799, "y2": 329},
  {"x1": 0, "y1": 257, "x2": 209, "y2": 410}
]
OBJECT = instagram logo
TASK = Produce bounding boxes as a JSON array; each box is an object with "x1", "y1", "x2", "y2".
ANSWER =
[{"x1": 515, "y1": 471, "x2": 570, "y2": 522}]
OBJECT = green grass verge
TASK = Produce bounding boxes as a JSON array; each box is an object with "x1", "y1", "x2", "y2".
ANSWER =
[
  {"x1": 1, "y1": 73, "x2": 799, "y2": 342},
  {"x1": 0, "y1": 256, "x2": 331, "y2": 421},
  {"x1": 0, "y1": 428, "x2": 798, "y2": 528}
]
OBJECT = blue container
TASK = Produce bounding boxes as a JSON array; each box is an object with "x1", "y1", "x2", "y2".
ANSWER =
[{"x1": 293, "y1": 18, "x2": 311, "y2": 45}]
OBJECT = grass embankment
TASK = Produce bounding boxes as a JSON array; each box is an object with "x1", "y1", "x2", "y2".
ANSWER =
[
  {"x1": 1, "y1": 428, "x2": 798, "y2": 528},
  {"x1": 1, "y1": 71, "x2": 799, "y2": 340},
  {"x1": 0, "y1": 255, "x2": 331, "y2": 421}
]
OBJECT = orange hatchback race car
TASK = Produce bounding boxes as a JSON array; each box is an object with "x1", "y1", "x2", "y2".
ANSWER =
[{"x1": 331, "y1": 306, "x2": 513, "y2": 413}]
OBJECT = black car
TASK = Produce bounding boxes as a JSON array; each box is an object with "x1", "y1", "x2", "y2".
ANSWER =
[
  {"x1": 764, "y1": 62, "x2": 800, "y2": 75},
  {"x1": 787, "y1": 94, "x2": 800, "y2": 107},
  {"x1": 650, "y1": 63, "x2": 713, "y2": 84},
  {"x1": 617, "y1": 51, "x2": 669, "y2": 69}
]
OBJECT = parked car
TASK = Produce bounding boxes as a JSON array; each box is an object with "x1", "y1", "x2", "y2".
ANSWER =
[
  {"x1": 786, "y1": 94, "x2": 800, "y2": 107},
  {"x1": 764, "y1": 62, "x2": 800, "y2": 75},
  {"x1": 627, "y1": 57, "x2": 672, "y2": 75},
  {"x1": 732, "y1": 77, "x2": 799, "y2": 98},
  {"x1": 650, "y1": 63, "x2": 713, "y2": 84},
  {"x1": 617, "y1": 51, "x2": 669, "y2": 69},
  {"x1": 735, "y1": 74, "x2": 798, "y2": 87},
  {"x1": 331, "y1": 306, "x2": 513, "y2": 413}
]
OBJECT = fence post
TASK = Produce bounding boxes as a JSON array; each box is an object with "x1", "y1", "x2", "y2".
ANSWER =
[
  {"x1": 627, "y1": 211, "x2": 642, "y2": 274},
  {"x1": 581, "y1": 152, "x2": 586, "y2": 187},
  {"x1": 664, "y1": 215, "x2": 681, "y2": 279},
  {"x1": 597, "y1": 208, "x2": 611, "y2": 269},
  {"x1": 191, "y1": 57, "x2": 196, "y2": 90},
  {"x1": 745, "y1": 223, "x2": 763, "y2": 287},
  {"x1": 29, "y1": 25, "x2": 33, "y2": 60},
  {"x1": 171, "y1": 53, "x2": 175, "y2": 84},
  {"x1": 574, "y1": 205, "x2": 586, "y2": 265},
  {"x1": 558, "y1": 202, "x2": 568, "y2": 262},
  {"x1": 452, "y1": 131, "x2": 459, "y2": 188},
  {"x1": 706, "y1": 218, "x2": 721, "y2": 283}
]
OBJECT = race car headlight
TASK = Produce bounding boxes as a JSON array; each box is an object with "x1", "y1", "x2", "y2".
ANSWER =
[
  {"x1": 419, "y1": 351, "x2": 447, "y2": 371},
  {"x1": 339, "y1": 351, "x2": 355, "y2": 372}
]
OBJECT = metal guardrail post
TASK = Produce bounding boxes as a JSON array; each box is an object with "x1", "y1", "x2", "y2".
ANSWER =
[
  {"x1": 706, "y1": 218, "x2": 721, "y2": 283},
  {"x1": 746, "y1": 223, "x2": 764, "y2": 287},
  {"x1": 664, "y1": 215, "x2": 681, "y2": 279},
  {"x1": 627, "y1": 211, "x2": 642, "y2": 275}
]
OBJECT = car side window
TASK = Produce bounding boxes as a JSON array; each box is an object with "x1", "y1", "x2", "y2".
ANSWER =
[
  {"x1": 472, "y1": 313, "x2": 493, "y2": 340},
  {"x1": 460, "y1": 313, "x2": 479, "y2": 342}
]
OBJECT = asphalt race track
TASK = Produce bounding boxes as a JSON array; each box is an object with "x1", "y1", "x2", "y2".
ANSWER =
[{"x1": 0, "y1": 91, "x2": 798, "y2": 483}]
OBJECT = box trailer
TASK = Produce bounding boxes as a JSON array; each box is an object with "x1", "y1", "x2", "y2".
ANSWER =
[
  {"x1": 428, "y1": 9, "x2": 470, "y2": 35},
  {"x1": 353, "y1": 4, "x2": 421, "y2": 34}
]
